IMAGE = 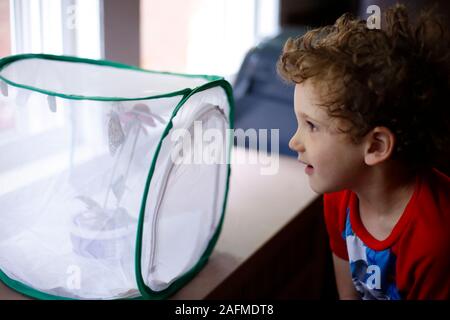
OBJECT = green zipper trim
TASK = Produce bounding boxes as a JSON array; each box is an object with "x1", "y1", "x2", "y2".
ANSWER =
[
  {"x1": 134, "y1": 79, "x2": 234, "y2": 299},
  {"x1": 0, "y1": 53, "x2": 221, "y2": 101},
  {"x1": 0, "y1": 268, "x2": 147, "y2": 300},
  {"x1": 0, "y1": 269, "x2": 74, "y2": 300}
]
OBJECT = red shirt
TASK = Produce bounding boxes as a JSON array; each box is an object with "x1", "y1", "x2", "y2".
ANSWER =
[{"x1": 323, "y1": 169, "x2": 450, "y2": 300}]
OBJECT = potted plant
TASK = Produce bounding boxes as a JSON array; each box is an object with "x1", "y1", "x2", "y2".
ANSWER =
[{"x1": 70, "y1": 103, "x2": 165, "y2": 260}]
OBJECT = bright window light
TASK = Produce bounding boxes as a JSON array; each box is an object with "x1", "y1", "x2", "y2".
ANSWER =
[
  {"x1": 140, "y1": 0, "x2": 279, "y2": 80},
  {"x1": 10, "y1": 0, "x2": 102, "y2": 58}
]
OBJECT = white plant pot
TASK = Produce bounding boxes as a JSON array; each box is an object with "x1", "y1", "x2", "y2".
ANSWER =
[{"x1": 70, "y1": 207, "x2": 135, "y2": 260}]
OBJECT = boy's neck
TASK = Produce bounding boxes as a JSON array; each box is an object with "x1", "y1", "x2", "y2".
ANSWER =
[{"x1": 353, "y1": 162, "x2": 417, "y2": 221}]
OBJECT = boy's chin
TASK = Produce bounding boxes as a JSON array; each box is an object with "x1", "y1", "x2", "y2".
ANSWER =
[{"x1": 308, "y1": 179, "x2": 344, "y2": 194}]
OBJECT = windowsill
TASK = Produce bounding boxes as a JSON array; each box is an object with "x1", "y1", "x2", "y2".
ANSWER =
[{"x1": 0, "y1": 147, "x2": 318, "y2": 300}]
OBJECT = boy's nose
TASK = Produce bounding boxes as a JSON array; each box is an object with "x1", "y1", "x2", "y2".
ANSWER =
[{"x1": 289, "y1": 133, "x2": 305, "y2": 153}]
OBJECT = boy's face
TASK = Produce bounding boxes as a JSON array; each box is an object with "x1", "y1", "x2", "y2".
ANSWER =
[{"x1": 289, "y1": 81, "x2": 366, "y2": 194}]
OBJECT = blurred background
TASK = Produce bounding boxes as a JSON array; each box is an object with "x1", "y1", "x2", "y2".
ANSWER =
[
  {"x1": 0, "y1": 0, "x2": 448, "y2": 157},
  {"x1": 0, "y1": 0, "x2": 448, "y2": 300}
]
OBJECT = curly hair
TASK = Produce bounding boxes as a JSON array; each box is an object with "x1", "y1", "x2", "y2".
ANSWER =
[{"x1": 277, "y1": 4, "x2": 450, "y2": 171}]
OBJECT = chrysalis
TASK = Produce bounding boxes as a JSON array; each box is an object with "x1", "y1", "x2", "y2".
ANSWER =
[{"x1": 108, "y1": 111, "x2": 125, "y2": 156}]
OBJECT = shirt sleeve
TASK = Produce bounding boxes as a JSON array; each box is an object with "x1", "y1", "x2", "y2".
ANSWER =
[
  {"x1": 402, "y1": 239, "x2": 450, "y2": 299},
  {"x1": 397, "y1": 169, "x2": 450, "y2": 300},
  {"x1": 323, "y1": 192, "x2": 349, "y2": 260}
]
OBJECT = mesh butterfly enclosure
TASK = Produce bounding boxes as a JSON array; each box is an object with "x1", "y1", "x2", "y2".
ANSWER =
[{"x1": 0, "y1": 54, "x2": 233, "y2": 299}]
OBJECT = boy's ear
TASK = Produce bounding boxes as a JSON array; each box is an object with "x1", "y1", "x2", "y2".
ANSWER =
[{"x1": 363, "y1": 126, "x2": 395, "y2": 166}]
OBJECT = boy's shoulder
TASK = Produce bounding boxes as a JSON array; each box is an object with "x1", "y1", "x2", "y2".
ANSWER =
[
  {"x1": 402, "y1": 169, "x2": 450, "y2": 295},
  {"x1": 411, "y1": 169, "x2": 450, "y2": 244},
  {"x1": 413, "y1": 168, "x2": 450, "y2": 219},
  {"x1": 425, "y1": 168, "x2": 450, "y2": 198}
]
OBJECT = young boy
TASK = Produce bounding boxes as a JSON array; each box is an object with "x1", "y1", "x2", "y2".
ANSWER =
[{"x1": 277, "y1": 5, "x2": 449, "y2": 300}]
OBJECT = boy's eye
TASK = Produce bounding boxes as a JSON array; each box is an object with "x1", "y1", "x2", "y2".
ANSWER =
[{"x1": 306, "y1": 120, "x2": 317, "y2": 131}]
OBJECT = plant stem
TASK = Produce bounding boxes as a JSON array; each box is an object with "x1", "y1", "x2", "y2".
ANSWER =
[{"x1": 117, "y1": 121, "x2": 141, "y2": 207}]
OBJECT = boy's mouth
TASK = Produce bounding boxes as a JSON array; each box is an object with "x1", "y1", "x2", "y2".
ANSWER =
[
  {"x1": 298, "y1": 159, "x2": 314, "y2": 175},
  {"x1": 305, "y1": 164, "x2": 314, "y2": 175}
]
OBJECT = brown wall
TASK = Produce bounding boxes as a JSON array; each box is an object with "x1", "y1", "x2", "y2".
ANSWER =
[{"x1": 103, "y1": 0, "x2": 140, "y2": 66}]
